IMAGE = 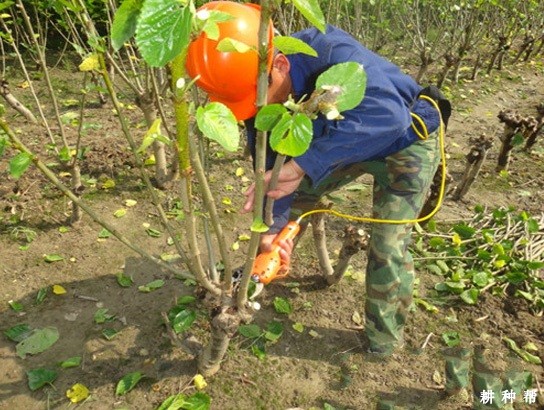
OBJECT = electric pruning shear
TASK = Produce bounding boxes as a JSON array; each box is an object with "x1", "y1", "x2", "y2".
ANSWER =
[{"x1": 250, "y1": 218, "x2": 302, "y2": 285}]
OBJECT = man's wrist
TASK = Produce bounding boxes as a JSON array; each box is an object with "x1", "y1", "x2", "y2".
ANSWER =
[{"x1": 289, "y1": 160, "x2": 305, "y2": 177}]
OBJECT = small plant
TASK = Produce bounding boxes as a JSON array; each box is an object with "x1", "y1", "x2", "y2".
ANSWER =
[
  {"x1": 9, "y1": 226, "x2": 37, "y2": 244},
  {"x1": 413, "y1": 206, "x2": 544, "y2": 314}
]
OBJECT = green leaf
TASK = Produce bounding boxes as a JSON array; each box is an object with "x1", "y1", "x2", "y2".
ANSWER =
[
  {"x1": 273, "y1": 36, "x2": 317, "y2": 56},
  {"x1": 414, "y1": 297, "x2": 439, "y2": 313},
  {"x1": 292, "y1": 322, "x2": 304, "y2": 333},
  {"x1": 251, "y1": 343, "x2": 266, "y2": 360},
  {"x1": 460, "y1": 288, "x2": 479, "y2": 305},
  {"x1": 273, "y1": 297, "x2": 292, "y2": 314},
  {"x1": 116, "y1": 272, "x2": 133, "y2": 288},
  {"x1": 503, "y1": 337, "x2": 542, "y2": 365},
  {"x1": 157, "y1": 393, "x2": 188, "y2": 410},
  {"x1": 515, "y1": 290, "x2": 534, "y2": 301},
  {"x1": 135, "y1": 0, "x2": 191, "y2": 67},
  {"x1": 156, "y1": 392, "x2": 211, "y2": 410},
  {"x1": 527, "y1": 261, "x2": 544, "y2": 270},
  {"x1": 426, "y1": 264, "x2": 444, "y2": 276},
  {"x1": 292, "y1": 0, "x2": 325, "y2": 33},
  {"x1": 269, "y1": 112, "x2": 312, "y2": 157},
  {"x1": 264, "y1": 321, "x2": 283, "y2": 342},
  {"x1": 196, "y1": 102, "x2": 239, "y2": 152},
  {"x1": 94, "y1": 308, "x2": 115, "y2": 324},
  {"x1": 113, "y1": 208, "x2": 127, "y2": 218},
  {"x1": 111, "y1": 0, "x2": 143, "y2": 51},
  {"x1": 4, "y1": 323, "x2": 33, "y2": 342},
  {"x1": 115, "y1": 371, "x2": 144, "y2": 395},
  {"x1": 44, "y1": 253, "x2": 64, "y2": 263},
  {"x1": 526, "y1": 218, "x2": 539, "y2": 233},
  {"x1": 138, "y1": 279, "x2": 164, "y2": 293},
  {"x1": 315, "y1": 62, "x2": 367, "y2": 113},
  {"x1": 0, "y1": 1, "x2": 15, "y2": 12},
  {"x1": 511, "y1": 133, "x2": 524, "y2": 146},
  {"x1": 216, "y1": 37, "x2": 252, "y2": 53},
  {"x1": 27, "y1": 368, "x2": 58, "y2": 391},
  {"x1": 436, "y1": 260, "x2": 450, "y2": 273},
  {"x1": 505, "y1": 271, "x2": 527, "y2": 285},
  {"x1": 472, "y1": 271, "x2": 489, "y2": 287},
  {"x1": 442, "y1": 331, "x2": 460, "y2": 347},
  {"x1": 198, "y1": 10, "x2": 235, "y2": 41},
  {"x1": 59, "y1": 356, "x2": 81, "y2": 368},
  {"x1": 36, "y1": 287, "x2": 48, "y2": 304},
  {"x1": 177, "y1": 295, "x2": 196, "y2": 305},
  {"x1": 477, "y1": 249, "x2": 492, "y2": 261},
  {"x1": 58, "y1": 146, "x2": 71, "y2": 162},
  {"x1": 492, "y1": 243, "x2": 505, "y2": 256},
  {"x1": 250, "y1": 217, "x2": 269, "y2": 233},
  {"x1": 255, "y1": 104, "x2": 286, "y2": 131},
  {"x1": 145, "y1": 228, "x2": 162, "y2": 238},
  {"x1": 98, "y1": 228, "x2": 111, "y2": 238},
  {"x1": 238, "y1": 324, "x2": 261, "y2": 339},
  {"x1": 453, "y1": 223, "x2": 476, "y2": 239},
  {"x1": 8, "y1": 299, "x2": 23, "y2": 312},
  {"x1": 102, "y1": 328, "x2": 118, "y2": 340},
  {"x1": 16, "y1": 327, "x2": 59, "y2": 358},
  {"x1": 138, "y1": 118, "x2": 164, "y2": 154},
  {"x1": 183, "y1": 392, "x2": 211, "y2": 410},
  {"x1": 171, "y1": 309, "x2": 196, "y2": 333},
  {"x1": 9, "y1": 152, "x2": 32, "y2": 179}
]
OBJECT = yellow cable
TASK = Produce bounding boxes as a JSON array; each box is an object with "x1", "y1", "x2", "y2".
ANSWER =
[{"x1": 297, "y1": 95, "x2": 447, "y2": 225}]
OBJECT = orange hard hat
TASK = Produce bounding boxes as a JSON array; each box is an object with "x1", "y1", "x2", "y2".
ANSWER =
[{"x1": 186, "y1": 1, "x2": 274, "y2": 121}]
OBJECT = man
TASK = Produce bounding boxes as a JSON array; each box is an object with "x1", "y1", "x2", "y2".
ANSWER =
[{"x1": 187, "y1": 1, "x2": 449, "y2": 355}]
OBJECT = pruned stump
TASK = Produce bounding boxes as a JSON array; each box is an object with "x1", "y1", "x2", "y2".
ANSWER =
[
  {"x1": 523, "y1": 103, "x2": 544, "y2": 152},
  {"x1": 496, "y1": 109, "x2": 524, "y2": 172},
  {"x1": 311, "y1": 212, "x2": 369, "y2": 286},
  {"x1": 452, "y1": 134, "x2": 494, "y2": 201}
]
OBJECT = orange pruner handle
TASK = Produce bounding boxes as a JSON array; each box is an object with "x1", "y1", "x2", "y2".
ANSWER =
[{"x1": 251, "y1": 221, "x2": 301, "y2": 285}]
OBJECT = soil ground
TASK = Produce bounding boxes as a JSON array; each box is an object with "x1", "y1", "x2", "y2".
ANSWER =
[{"x1": 0, "y1": 57, "x2": 543, "y2": 410}]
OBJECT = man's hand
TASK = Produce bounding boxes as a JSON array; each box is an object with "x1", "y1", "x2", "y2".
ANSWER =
[
  {"x1": 260, "y1": 233, "x2": 294, "y2": 270},
  {"x1": 242, "y1": 160, "x2": 305, "y2": 213}
]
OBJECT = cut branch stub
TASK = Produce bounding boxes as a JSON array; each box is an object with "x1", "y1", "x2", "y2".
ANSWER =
[
  {"x1": 523, "y1": 104, "x2": 544, "y2": 151},
  {"x1": 451, "y1": 134, "x2": 494, "y2": 201},
  {"x1": 496, "y1": 109, "x2": 523, "y2": 172},
  {"x1": 0, "y1": 79, "x2": 38, "y2": 124}
]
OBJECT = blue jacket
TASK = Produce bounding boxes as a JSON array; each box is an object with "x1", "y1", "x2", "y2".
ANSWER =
[{"x1": 245, "y1": 25, "x2": 440, "y2": 233}]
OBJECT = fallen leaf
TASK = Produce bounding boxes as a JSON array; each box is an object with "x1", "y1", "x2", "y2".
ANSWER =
[
  {"x1": 52, "y1": 285, "x2": 66, "y2": 295},
  {"x1": 292, "y1": 322, "x2": 304, "y2": 333},
  {"x1": 115, "y1": 371, "x2": 144, "y2": 396},
  {"x1": 193, "y1": 374, "x2": 207, "y2": 390},
  {"x1": 16, "y1": 327, "x2": 59, "y2": 358},
  {"x1": 351, "y1": 311, "x2": 363, "y2": 325},
  {"x1": 66, "y1": 383, "x2": 90, "y2": 403},
  {"x1": 124, "y1": 199, "x2": 137, "y2": 207},
  {"x1": 113, "y1": 208, "x2": 127, "y2": 218},
  {"x1": 27, "y1": 368, "x2": 58, "y2": 391}
]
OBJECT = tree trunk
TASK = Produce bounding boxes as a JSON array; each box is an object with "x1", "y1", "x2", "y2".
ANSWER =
[
  {"x1": 69, "y1": 164, "x2": 83, "y2": 223},
  {"x1": 197, "y1": 306, "x2": 240, "y2": 377}
]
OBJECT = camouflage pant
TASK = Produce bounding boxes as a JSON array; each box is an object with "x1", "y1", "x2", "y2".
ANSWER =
[{"x1": 290, "y1": 129, "x2": 441, "y2": 353}]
